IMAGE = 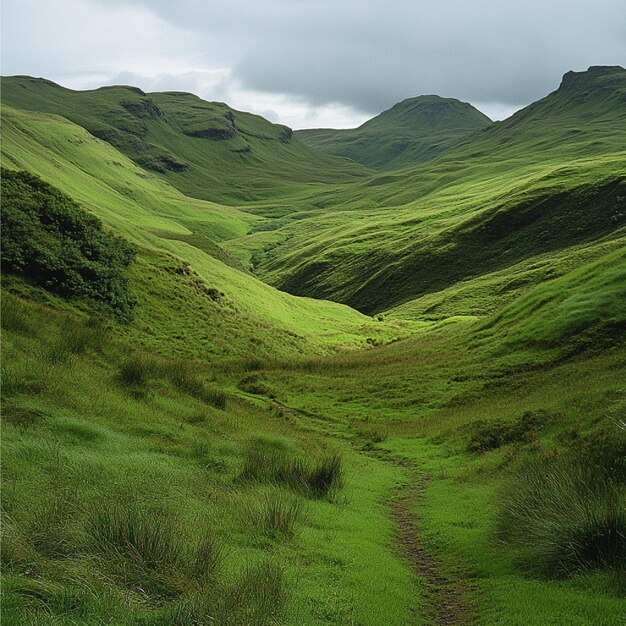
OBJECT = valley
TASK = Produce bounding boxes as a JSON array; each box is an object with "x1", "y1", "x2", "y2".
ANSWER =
[{"x1": 1, "y1": 65, "x2": 625, "y2": 625}]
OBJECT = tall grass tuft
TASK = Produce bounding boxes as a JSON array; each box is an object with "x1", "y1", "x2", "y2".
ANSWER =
[
  {"x1": 496, "y1": 435, "x2": 626, "y2": 577},
  {"x1": 87, "y1": 504, "x2": 180, "y2": 567},
  {"x1": 118, "y1": 355, "x2": 157, "y2": 391},
  {"x1": 1, "y1": 295, "x2": 32, "y2": 333},
  {"x1": 244, "y1": 491, "x2": 306, "y2": 538},
  {"x1": 173, "y1": 561, "x2": 287, "y2": 626},
  {"x1": 221, "y1": 561, "x2": 288, "y2": 625},
  {"x1": 192, "y1": 532, "x2": 222, "y2": 582},
  {"x1": 202, "y1": 386, "x2": 228, "y2": 410},
  {"x1": 160, "y1": 359, "x2": 228, "y2": 409},
  {"x1": 239, "y1": 443, "x2": 344, "y2": 499},
  {"x1": 59, "y1": 319, "x2": 105, "y2": 355},
  {"x1": 308, "y1": 454, "x2": 344, "y2": 497},
  {"x1": 1, "y1": 357, "x2": 50, "y2": 398}
]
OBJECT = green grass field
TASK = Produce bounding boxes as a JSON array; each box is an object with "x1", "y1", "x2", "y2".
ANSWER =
[{"x1": 1, "y1": 65, "x2": 625, "y2": 625}]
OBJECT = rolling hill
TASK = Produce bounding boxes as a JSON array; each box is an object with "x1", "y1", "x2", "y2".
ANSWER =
[
  {"x1": 244, "y1": 66, "x2": 626, "y2": 323},
  {"x1": 1, "y1": 76, "x2": 369, "y2": 204},
  {"x1": 1, "y1": 65, "x2": 625, "y2": 626},
  {"x1": 0, "y1": 104, "x2": 405, "y2": 359},
  {"x1": 297, "y1": 95, "x2": 492, "y2": 169}
]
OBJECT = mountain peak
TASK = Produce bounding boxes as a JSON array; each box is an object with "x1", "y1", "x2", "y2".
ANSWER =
[
  {"x1": 558, "y1": 65, "x2": 625, "y2": 91},
  {"x1": 363, "y1": 95, "x2": 492, "y2": 133}
]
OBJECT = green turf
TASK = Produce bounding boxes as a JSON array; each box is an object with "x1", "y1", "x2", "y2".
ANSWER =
[{"x1": 238, "y1": 66, "x2": 626, "y2": 315}]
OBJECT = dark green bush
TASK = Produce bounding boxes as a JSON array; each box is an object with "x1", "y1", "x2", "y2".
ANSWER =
[{"x1": 1, "y1": 168, "x2": 136, "y2": 319}]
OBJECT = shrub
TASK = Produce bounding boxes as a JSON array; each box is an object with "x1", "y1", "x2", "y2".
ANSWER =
[
  {"x1": 496, "y1": 445, "x2": 626, "y2": 577},
  {"x1": 1, "y1": 168, "x2": 136, "y2": 319},
  {"x1": 244, "y1": 492, "x2": 305, "y2": 538}
]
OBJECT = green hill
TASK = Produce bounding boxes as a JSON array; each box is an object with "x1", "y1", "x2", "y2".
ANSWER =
[
  {"x1": 246, "y1": 66, "x2": 626, "y2": 319},
  {"x1": 1, "y1": 76, "x2": 369, "y2": 203},
  {"x1": 1, "y1": 105, "x2": 405, "y2": 359},
  {"x1": 297, "y1": 95, "x2": 492, "y2": 169}
]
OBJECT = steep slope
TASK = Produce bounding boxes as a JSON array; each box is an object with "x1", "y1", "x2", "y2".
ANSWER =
[
  {"x1": 1, "y1": 105, "x2": 405, "y2": 358},
  {"x1": 243, "y1": 66, "x2": 626, "y2": 317},
  {"x1": 1, "y1": 76, "x2": 370, "y2": 203},
  {"x1": 297, "y1": 95, "x2": 492, "y2": 169}
]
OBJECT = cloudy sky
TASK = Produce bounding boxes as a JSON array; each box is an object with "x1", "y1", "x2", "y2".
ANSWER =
[{"x1": 2, "y1": 0, "x2": 625, "y2": 128}]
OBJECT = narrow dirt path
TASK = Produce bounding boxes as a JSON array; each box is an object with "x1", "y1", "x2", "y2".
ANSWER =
[
  {"x1": 387, "y1": 467, "x2": 475, "y2": 625},
  {"x1": 269, "y1": 400, "x2": 475, "y2": 625}
]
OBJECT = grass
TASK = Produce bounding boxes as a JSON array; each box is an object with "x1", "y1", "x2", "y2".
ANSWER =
[
  {"x1": 0, "y1": 304, "x2": 416, "y2": 624},
  {"x1": 297, "y1": 95, "x2": 492, "y2": 170},
  {"x1": 243, "y1": 491, "x2": 306, "y2": 538},
  {"x1": 496, "y1": 447, "x2": 626, "y2": 578},
  {"x1": 239, "y1": 442, "x2": 344, "y2": 499},
  {"x1": 118, "y1": 354, "x2": 157, "y2": 389},
  {"x1": 1, "y1": 76, "x2": 368, "y2": 205}
]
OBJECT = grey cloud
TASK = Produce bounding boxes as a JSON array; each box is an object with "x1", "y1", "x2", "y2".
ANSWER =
[
  {"x1": 3, "y1": 0, "x2": 625, "y2": 126},
  {"x1": 87, "y1": 0, "x2": 626, "y2": 114}
]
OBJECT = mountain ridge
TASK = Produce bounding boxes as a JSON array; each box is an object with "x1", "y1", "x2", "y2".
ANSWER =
[{"x1": 0, "y1": 75, "x2": 370, "y2": 204}]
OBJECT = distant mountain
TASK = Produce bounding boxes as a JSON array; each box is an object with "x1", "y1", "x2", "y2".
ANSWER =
[
  {"x1": 296, "y1": 95, "x2": 492, "y2": 169},
  {"x1": 1, "y1": 76, "x2": 369, "y2": 203}
]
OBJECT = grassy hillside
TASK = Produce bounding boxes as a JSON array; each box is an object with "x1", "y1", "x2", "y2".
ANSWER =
[
  {"x1": 243, "y1": 66, "x2": 626, "y2": 316},
  {"x1": 1, "y1": 105, "x2": 406, "y2": 359},
  {"x1": 1, "y1": 76, "x2": 369, "y2": 204},
  {"x1": 297, "y1": 95, "x2": 492, "y2": 169}
]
